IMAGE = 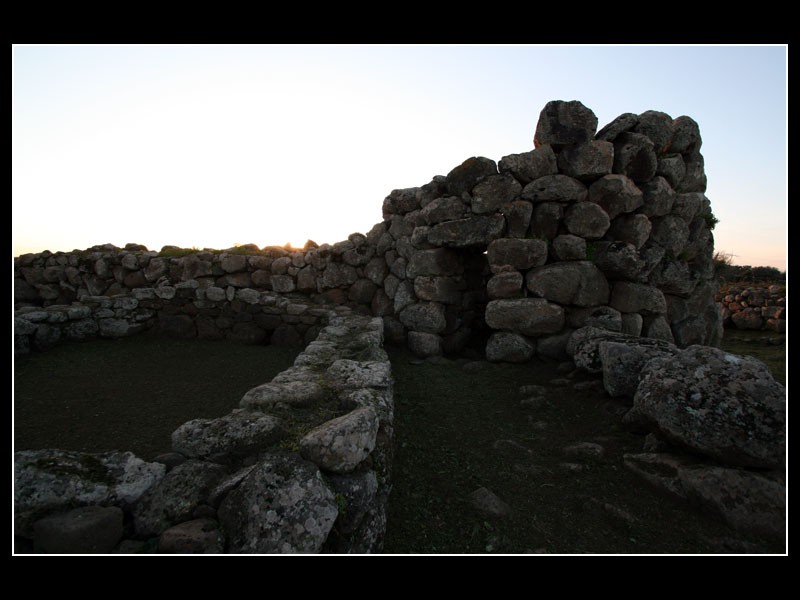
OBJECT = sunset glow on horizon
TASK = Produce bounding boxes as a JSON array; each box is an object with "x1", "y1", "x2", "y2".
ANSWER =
[{"x1": 12, "y1": 44, "x2": 787, "y2": 271}]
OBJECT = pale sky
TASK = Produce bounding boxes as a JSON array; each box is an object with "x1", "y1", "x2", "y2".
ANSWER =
[{"x1": 12, "y1": 44, "x2": 787, "y2": 270}]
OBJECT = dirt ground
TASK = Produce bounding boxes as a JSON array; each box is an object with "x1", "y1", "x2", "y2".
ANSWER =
[{"x1": 13, "y1": 330, "x2": 786, "y2": 555}]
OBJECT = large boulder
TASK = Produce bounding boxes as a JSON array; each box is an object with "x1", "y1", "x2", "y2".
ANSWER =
[
  {"x1": 487, "y1": 238, "x2": 548, "y2": 271},
  {"x1": 612, "y1": 132, "x2": 657, "y2": 182},
  {"x1": 521, "y1": 175, "x2": 588, "y2": 203},
  {"x1": 556, "y1": 140, "x2": 614, "y2": 181},
  {"x1": 534, "y1": 100, "x2": 598, "y2": 148},
  {"x1": 445, "y1": 156, "x2": 498, "y2": 197},
  {"x1": 427, "y1": 215, "x2": 505, "y2": 248},
  {"x1": 486, "y1": 332, "x2": 535, "y2": 362},
  {"x1": 624, "y1": 453, "x2": 784, "y2": 541},
  {"x1": 588, "y1": 174, "x2": 643, "y2": 220},
  {"x1": 498, "y1": 145, "x2": 558, "y2": 184},
  {"x1": 563, "y1": 202, "x2": 610, "y2": 239},
  {"x1": 171, "y1": 409, "x2": 285, "y2": 462},
  {"x1": 299, "y1": 406, "x2": 380, "y2": 473},
  {"x1": 14, "y1": 449, "x2": 165, "y2": 537},
  {"x1": 217, "y1": 453, "x2": 338, "y2": 553},
  {"x1": 630, "y1": 346, "x2": 786, "y2": 469},
  {"x1": 133, "y1": 460, "x2": 227, "y2": 537},
  {"x1": 526, "y1": 261, "x2": 610, "y2": 307},
  {"x1": 485, "y1": 298, "x2": 564, "y2": 336},
  {"x1": 470, "y1": 174, "x2": 523, "y2": 214}
]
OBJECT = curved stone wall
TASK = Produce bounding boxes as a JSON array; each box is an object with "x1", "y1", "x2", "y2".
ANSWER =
[
  {"x1": 14, "y1": 100, "x2": 723, "y2": 361},
  {"x1": 15, "y1": 315, "x2": 394, "y2": 554}
]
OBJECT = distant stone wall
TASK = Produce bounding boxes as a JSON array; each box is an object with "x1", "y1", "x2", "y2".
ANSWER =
[
  {"x1": 716, "y1": 284, "x2": 786, "y2": 332},
  {"x1": 15, "y1": 315, "x2": 394, "y2": 554},
  {"x1": 14, "y1": 285, "x2": 353, "y2": 355},
  {"x1": 14, "y1": 100, "x2": 723, "y2": 361}
]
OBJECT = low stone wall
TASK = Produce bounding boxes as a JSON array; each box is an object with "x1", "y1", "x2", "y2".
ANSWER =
[
  {"x1": 14, "y1": 286, "x2": 355, "y2": 355},
  {"x1": 14, "y1": 315, "x2": 394, "y2": 554},
  {"x1": 716, "y1": 284, "x2": 786, "y2": 333}
]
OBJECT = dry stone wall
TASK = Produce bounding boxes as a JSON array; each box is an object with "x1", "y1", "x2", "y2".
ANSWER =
[
  {"x1": 716, "y1": 284, "x2": 786, "y2": 332},
  {"x1": 14, "y1": 100, "x2": 722, "y2": 362},
  {"x1": 15, "y1": 315, "x2": 394, "y2": 554}
]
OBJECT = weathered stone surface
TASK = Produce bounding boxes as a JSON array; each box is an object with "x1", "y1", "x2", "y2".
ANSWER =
[
  {"x1": 521, "y1": 175, "x2": 588, "y2": 203},
  {"x1": 612, "y1": 132, "x2": 657, "y2": 182},
  {"x1": 413, "y1": 276, "x2": 460, "y2": 305},
  {"x1": 220, "y1": 254, "x2": 248, "y2": 273},
  {"x1": 133, "y1": 460, "x2": 226, "y2": 538},
  {"x1": 486, "y1": 270, "x2": 523, "y2": 299},
  {"x1": 407, "y1": 331, "x2": 443, "y2": 358},
  {"x1": 364, "y1": 257, "x2": 388, "y2": 286},
  {"x1": 678, "y1": 152, "x2": 707, "y2": 193},
  {"x1": 592, "y1": 241, "x2": 644, "y2": 280},
  {"x1": 563, "y1": 201, "x2": 610, "y2": 239},
  {"x1": 608, "y1": 213, "x2": 652, "y2": 249},
  {"x1": 485, "y1": 298, "x2": 565, "y2": 336},
  {"x1": 551, "y1": 235, "x2": 586, "y2": 261},
  {"x1": 15, "y1": 449, "x2": 165, "y2": 536},
  {"x1": 632, "y1": 110, "x2": 673, "y2": 154},
  {"x1": 268, "y1": 274, "x2": 293, "y2": 293},
  {"x1": 486, "y1": 332, "x2": 535, "y2": 362},
  {"x1": 218, "y1": 453, "x2": 338, "y2": 553},
  {"x1": 534, "y1": 100, "x2": 598, "y2": 148},
  {"x1": 526, "y1": 262, "x2": 610, "y2": 307},
  {"x1": 599, "y1": 340, "x2": 680, "y2": 397},
  {"x1": 326, "y1": 359, "x2": 392, "y2": 390},
  {"x1": 382, "y1": 187, "x2": 420, "y2": 218},
  {"x1": 649, "y1": 260, "x2": 698, "y2": 297},
  {"x1": 399, "y1": 302, "x2": 446, "y2": 334},
  {"x1": 300, "y1": 406, "x2": 379, "y2": 473},
  {"x1": 487, "y1": 238, "x2": 548, "y2": 271},
  {"x1": 236, "y1": 287, "x2": 260, "y2": 304},
  {"x1": 348, "y1": 279, "x2": 377, "y2": 304},
  {"x1": 172, "y1": 409, "x2": 284, "y2": 462},
  {"x1": 623, "y1": 453, "x2": 783, "y2": 541},
  {"x1": 321, "y1": 263, "x2": 358, "y2": 288},
  {"x1": 469, "y1": 487, "x2": 512, "y2": 517},
  {"x1": 595, "y1": 112, "x2": 638, "y2": 142},
  {"x1": 530, "y1": 202, "x2": 563, "y2": 240},
  {"x1": 643, "y1": 315, "x2": 675, "y2": 343},
  {"x1": 427, "y1": 214, "x2": 505, "y2": 248},
  {"x1": 656, "y1": 155, "x2": 686, "y2": 189},
  {"x1": 33, "y1": 506, "x2": 123, "y2": 554},
  {"x1": 566, "y1": 306, "x2": 623, "y2": 332},
  {"x1": 557, "y1": 140, "x2": 614, "y2": 181},
  {"x1": 158, "y1": 518, "x2": 225, "y2": 554},
  {"x1": 419, "y1": 196, "x2": 466, "y2": 225},
  {"x1": 588, "y1": 174, "x2": 643, "y2": 220},
  {"x1": 406, "y1": 248, "x2": 462, "y2": 278},
  {"x1": 610, "y1": 282, "x2": 667, "y2": 315},
  {"x1": 638, "y1": 176, "x2": 676, "y2": 218},
  {"x1": 632, "y1": 346, "x2": 785, "y2": 468},
  {"x1": 670, "y1": 116, "x2": 702, "y2": 154},
  {"x1": 326, "y1": 471, "x2": 379, "y2": 536},
  {"x1": 97, "y1": 318, "x2": 140, "y2": 338},
  {"x1": 392, "y1": 280, "x2": 416, "y2": 314},
  {"x1": 672, "y1": 192, "x2": 703, "y2": 223},
  {"x1": 498, "y1": 145, "x2": 558, "y2": 185},
  {"x1": 445, "y1": 156, "x2": 498, "y2": 197},
  {"x1": 501, "y1": 200, "x2": 534, "y2": 238},
  {"x1": 241, "y1": 379, "x2": 324, "y2": 410},
  {"x1": 471, "y1": 174, "x2": 523, "y2": 214},
  {"x1": 650, "y1": 215, "x2": 690, "y2": 257},
  {"x1": 679, "y1": 465, "x2": 785, "y2": 541},
  {"x1": 730, "y1": 309, "x2": 764, "y2": 330}
]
